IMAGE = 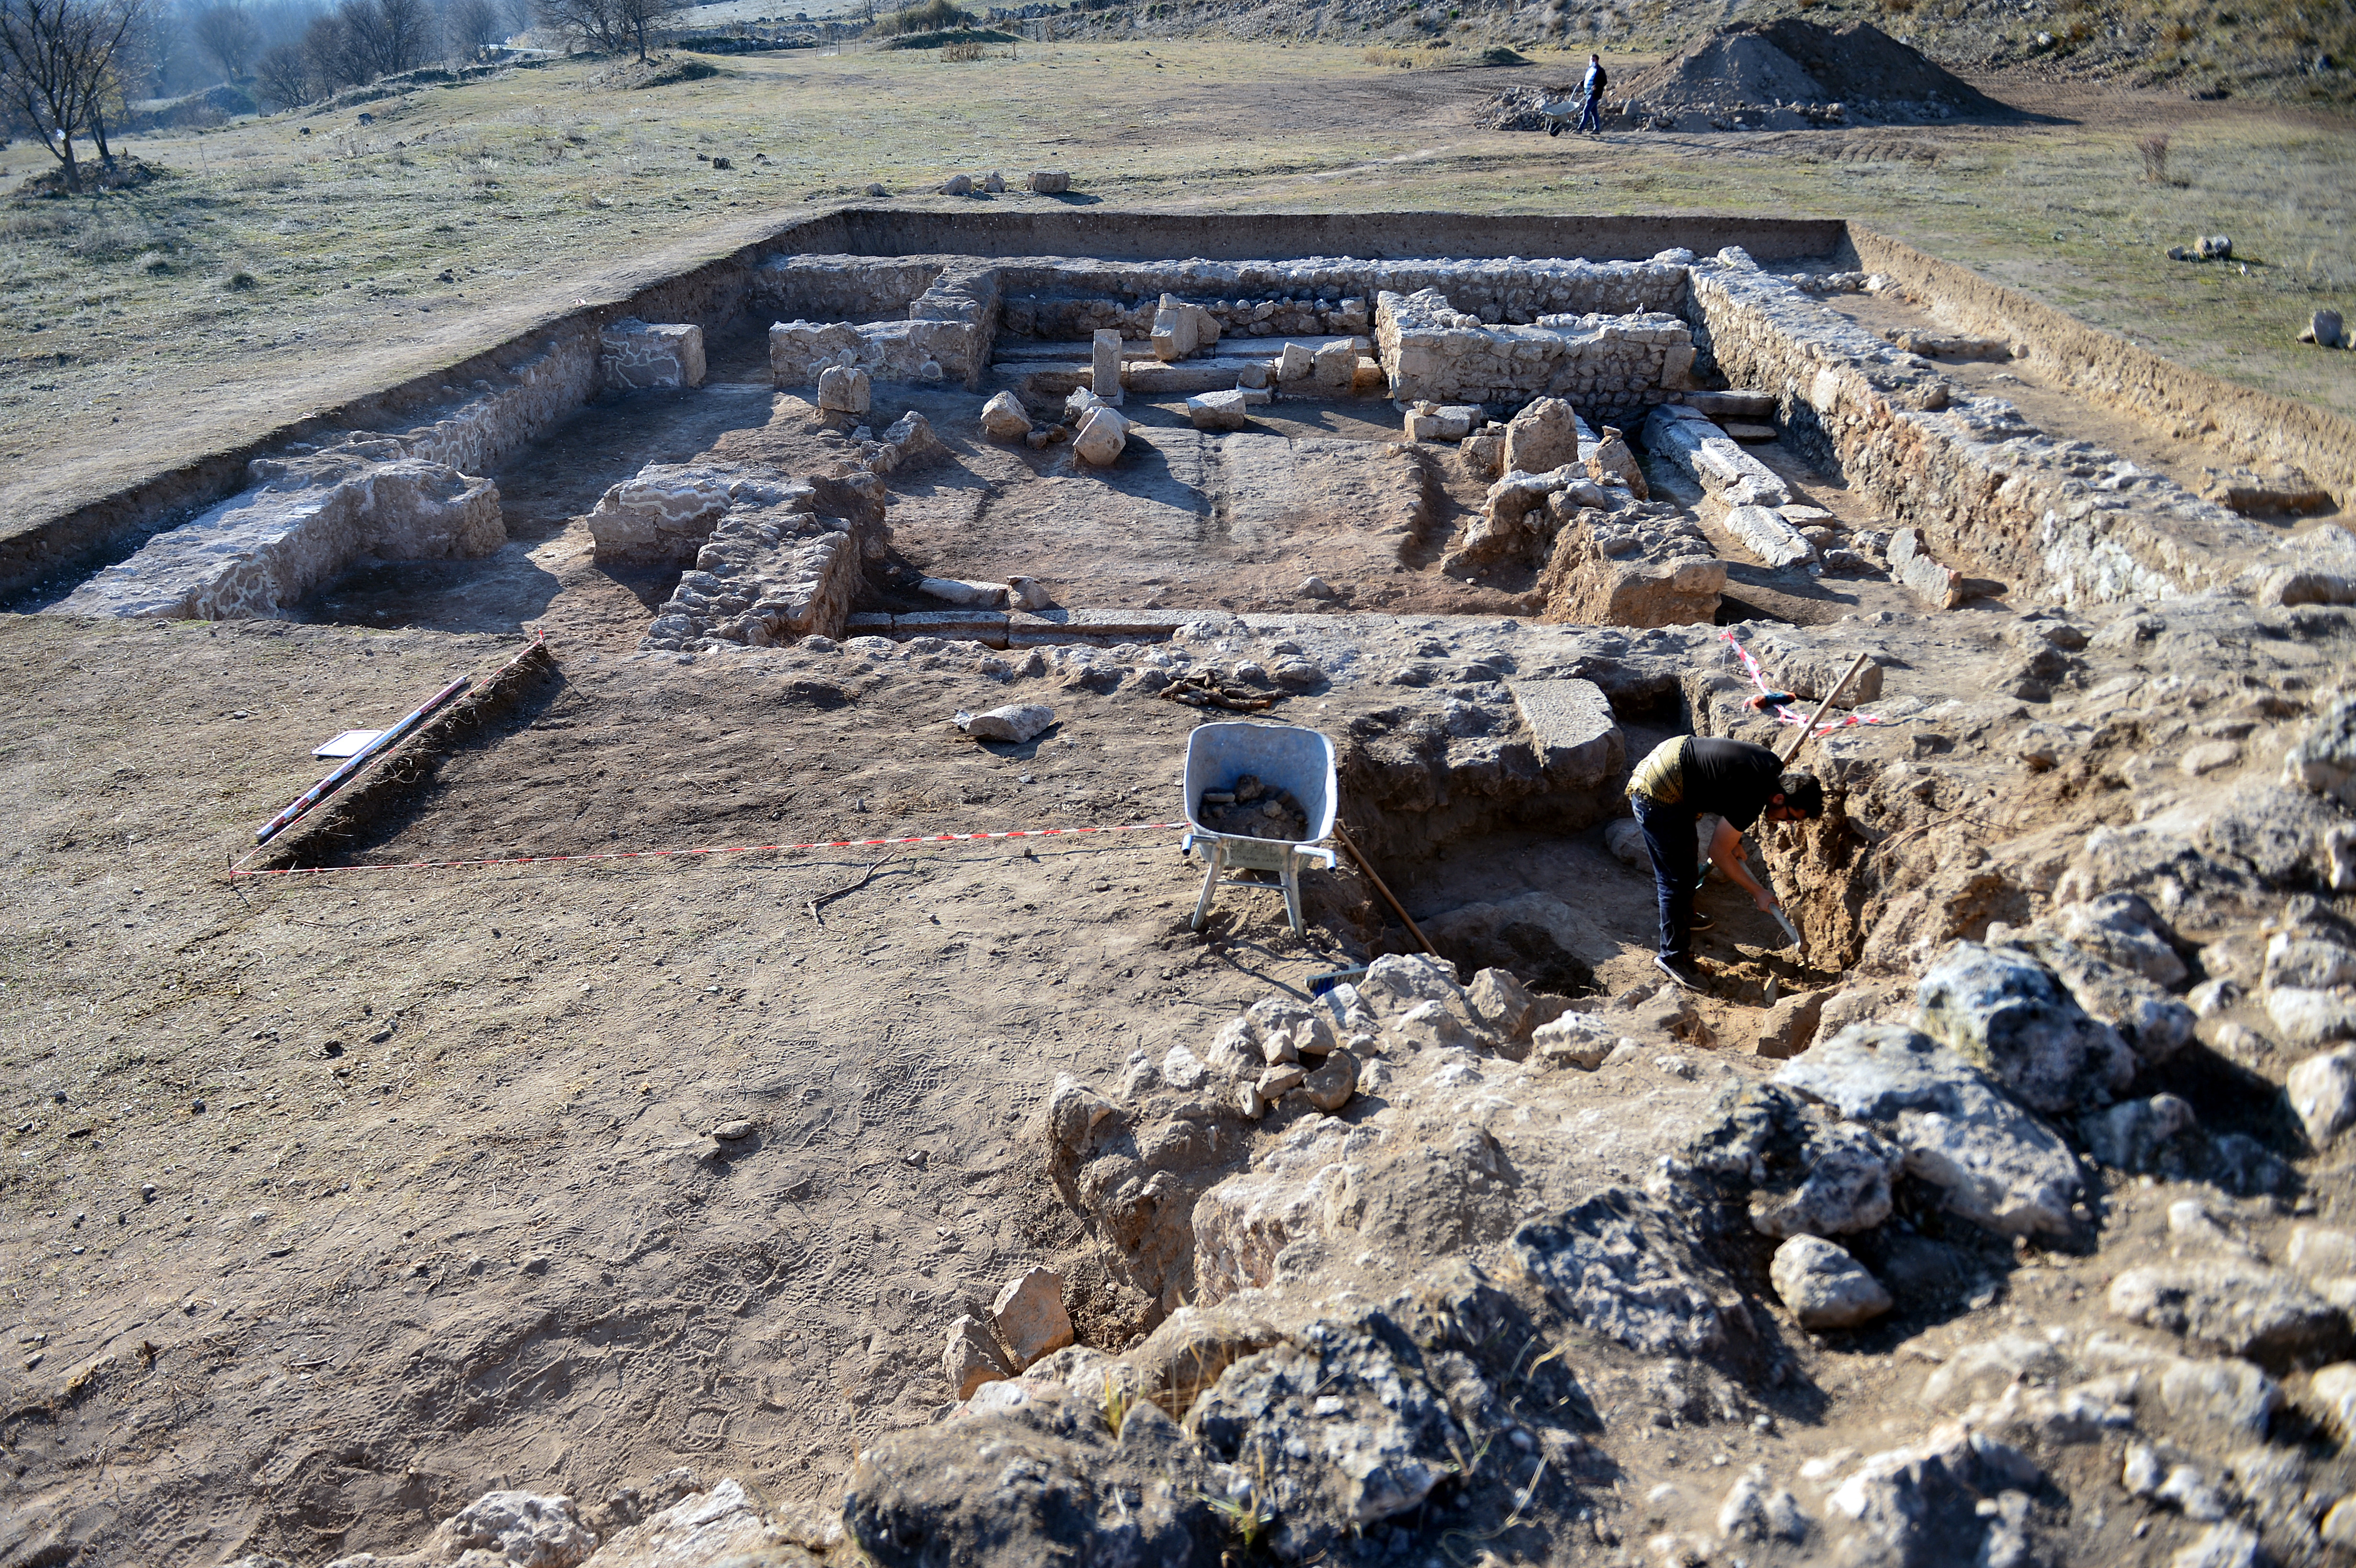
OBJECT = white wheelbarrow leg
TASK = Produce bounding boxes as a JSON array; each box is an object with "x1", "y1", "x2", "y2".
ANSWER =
[
  {"x1": 1281, "y1": 845, "x2": 1308, "y2": 936},
  {"x1": 1192, "y1": 838, "x2": 1228, "y2": 931}
]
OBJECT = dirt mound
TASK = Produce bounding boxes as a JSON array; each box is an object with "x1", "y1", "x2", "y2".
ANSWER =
[
  {"x1": 11, "y1": 154, "x2": 167, "y2": 198},
  {"x1": 1618, "y1": 19, "x2": 2008, "y2": 129}
]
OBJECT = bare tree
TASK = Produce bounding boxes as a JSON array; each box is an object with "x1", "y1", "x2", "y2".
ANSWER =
[
  {"x1": 445, "y1": 0, "x2": 503, "y2": 56},
  {"x1": 191, "y1": 1, "x2": 257, "y2": 78},
  {"x1": 301, "y1": 7, "x2": 355, "y2": 87},
  {"x1": 0, "y1": 0, "x2": 143, "y2": 190},
  {"x1": 534, "y1": 0, "x2": 679, "y2": 61},
  {"x1": 253, "y1": 35, "x2": 306, "y2": 100},
  {"x1": 340, "y1": 0, "x2": 432, "y2": 76}
]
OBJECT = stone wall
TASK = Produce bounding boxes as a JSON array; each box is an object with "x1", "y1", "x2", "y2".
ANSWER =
[
  {"x1": 633, "y1": 471, "x2": 889, "y2": 651},
  {"x1": 1376, "y1": 288, "x2": 1695, "y2": 419},
  {"x1": 1685, "y1": 248, "x2": 2283, "y2": 605},
  {"x1": 749, "y1": 254, "x2": 945, "y2": 323},
  {"x1": 45, "y1": 444, "x2": 502, "y2": 620},
  {"x1": 768, "y1": 317, "x2": 983, "y2": 390},
  {"x1": 1845, "y1": 225, "x2": 2356, "y2": 508}
]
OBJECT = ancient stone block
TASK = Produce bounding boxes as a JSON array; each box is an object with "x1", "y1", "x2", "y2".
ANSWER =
[
  {"x1": 1028, "y1": 169, "x2": 1070, "y2": 194},
  {"x1": 1723, "y1": 504, "x2": 1817, "y2": 569},
  {"x1": 1091, "y1": 328, "x2": 1123, "y2": 402},
  {"x1": 1505, "y1": 397, "x2": 1581, "y2": 475},
  {"x1": 1506, "y1": 678, "x2": 1625, "y2": 786},
  {"x1": 979, "y1": 391, "x2": 1033, "y2": 440},
  {"x1": 1187, "y1": 389, "x2": 1250, "y2": 431},
  {"x1": 598, "y1": 317, "x2": 707, "y2": 393},
  {"x1": 1072, "y1": 406, "x2": 1128, "y2": 466},
  {"x1": 817, "y1": 364, "x2": 872, "y2": 414}
]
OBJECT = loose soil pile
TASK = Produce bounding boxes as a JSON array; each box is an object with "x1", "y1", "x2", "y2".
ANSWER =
[{"x1": 1616, "y1": 19, "x2": 2011, "y2": 129}]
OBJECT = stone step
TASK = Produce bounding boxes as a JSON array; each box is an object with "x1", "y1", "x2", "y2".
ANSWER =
[{"x1": 1684, "y1": 389, "x2": 1778, "y2": 419}]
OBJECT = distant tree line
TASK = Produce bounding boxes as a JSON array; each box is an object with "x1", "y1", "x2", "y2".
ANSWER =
[{"x1": 0, "y1": 0, "x2": 698, "y2": 180}]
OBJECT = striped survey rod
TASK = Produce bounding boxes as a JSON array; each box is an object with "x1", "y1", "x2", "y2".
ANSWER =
[{"x1": 253, "y1": 675, "x2": 471, "y2": 846}]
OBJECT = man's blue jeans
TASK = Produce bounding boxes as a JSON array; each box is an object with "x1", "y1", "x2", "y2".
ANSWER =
[
  {"x1": 1633, "y1": 795, "x2": 1698, "y2": 962},
  {"x1": 1577, "y1": 94, "x2": 1603, "y2": 132}
]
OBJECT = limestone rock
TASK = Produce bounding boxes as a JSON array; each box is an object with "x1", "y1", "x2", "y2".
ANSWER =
[
  {"x1": 2078, "y1": 1094, "x2": 2196, "y2": 1171},
  {"x1": 1774, "y1": 1024, "x2": 2084, "y2": 1237},
  {"x1": 2285, "y1": 695, "x2": 2356, "y2": 807},
  {"x1": 846, "y1": 1382, "x2": 1228, "y2": 1567},
  {"x1": 979, "y1": 391, "x2": 1033, "y2": 440},
  {"x1": 1276, "y1": 341, "x2": 1315, "y2": 383},
  {"x1": 1530, "y1": 1011, "x2": 1617, "y2": 1070},
  {"x1": 1503, "y1": 396, "x2": 1581, "y2": 476},
  {"x1": 1915, "y1": 941, "x2": 2136, "y2": 1114},
  {"x1": 429, "y1": 1490, "x2": 597, "y2": 1568},
  {"x1": 578, "y1": 1479, "x2": 812, "y2": 1568},
  {"x1": 1188, "y1": 1308, "x2": 1463, "y2": 1553},
  {"x1": 943, "y1": 1314, "x2": 1012, "y2": 1400},
  {"x1": 1312, "y1": 339, "x2": 1356, "y2": 391},
  {"x1": 1688, "y1": 1082, "x2": 1902, "y2": 1237},
  {"x1": 992, "y1": 1267, "x2": 1074, "y2": 1369},
  {"x1": 938, "y1": 173, "x2": 971, "y2": 195},
  {"x1": 2288, "y1": 1046, "x2": 2356, "y2": 1148},
  {"x1": 1028, "y1": 169, "x2": 1070, "y2": 194},
  {"x1": 1300, "y1": 1049, "x2": 1357, "y2": 1112},
  {"x1": 1716, "y1": 1466, "x2": 1809, "y2": 1543},
  {"x1": 1823, "y1": 1426, "x2": 2041, "y2": 1566},
  {"x1": 2311, "y1": 1363, "x2": 2356, "y2": 1439},
  {"x1": 1511, "y1": 1189, "x2": 1746, "y2": 1355},
  {"x1": 2107, "y1": 1260, "x2": 2352, "y2": 1366},
  {"x1": 2053, "y1": 892, "x2": 2188, "y2": 986},
  {"x1": 1465, "y1": 967, "x2": 1537, "y2": 1039},
  {"x1": 957, "y1": 703, "x2": 1055, "y2": 743},
  {"x1": 1887, "y1": 527, "x2": 1965, "y2": 609},
  {"x1": 1586, "y1": 425, "x2": 1647, "y2": 498},
  {"x1": 816, "y1": 364, "x2": 871, "y2": 414},
  {"x1": 1185, "y1": 389, "x2": 1250, "y2": 431},
  {"x1": 980, "y1": 170, "x2": 1005, "y2": 193},
  {"x1": 1008, "y1": 575, "x2": 1052, "y2": 610},
  {"x1": 2271, "y1": 990, "x2": 2356, "y2": 1049},
  {"x1": 1071, "y1": 405, "x2": 1128, "y2": 466},
  {"x1": 1771, "y1": 1235, "x2": 1892, "y2": 1329},
  {"x1": 2009, "y1": 932, "x2": 2195, "y2": 1064}
]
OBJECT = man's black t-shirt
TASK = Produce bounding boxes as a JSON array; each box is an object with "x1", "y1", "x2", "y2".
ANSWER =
[{"x1": 1680, "y1": 738, "x2": 1783, "y2": 829}]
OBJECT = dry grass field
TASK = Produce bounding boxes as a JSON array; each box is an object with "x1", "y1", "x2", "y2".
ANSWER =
[{"x1": 0, "y1": 38, "x2": 2350, "y2": 534}]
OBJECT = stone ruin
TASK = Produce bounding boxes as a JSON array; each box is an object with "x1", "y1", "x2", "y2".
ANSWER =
[{"x1": 12, "y1": 208, "x2": 2356, "y2": 1568}]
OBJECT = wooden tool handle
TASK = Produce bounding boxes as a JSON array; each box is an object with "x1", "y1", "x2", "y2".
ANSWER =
[{"x1": 1777, "y1": 651, "x2": 1874, "y2": 765}]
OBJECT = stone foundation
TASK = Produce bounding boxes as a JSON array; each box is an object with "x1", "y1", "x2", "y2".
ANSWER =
[
  {"x1": 1684, "y1": 248, "x2": 2280, "y2": 605},
  {"x1": 48, "y1": 444, "x2": 502, "y2": 619},
  {"x1": 638, "y1": 471, "x2": 888, "y2": 651}
]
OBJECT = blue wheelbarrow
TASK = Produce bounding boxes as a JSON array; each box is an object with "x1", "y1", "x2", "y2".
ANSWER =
[{"x1": 1181, "y1": 721, "x2": 1338, "y2": 936}]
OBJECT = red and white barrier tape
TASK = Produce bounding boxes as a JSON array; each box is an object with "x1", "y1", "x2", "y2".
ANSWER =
[
  {"x1": 227, "y1": 818, "x2": 1189, "y2": 879},
  {"x1": 1718, "y1": 630, "x2": 1889, "y2": 738}
]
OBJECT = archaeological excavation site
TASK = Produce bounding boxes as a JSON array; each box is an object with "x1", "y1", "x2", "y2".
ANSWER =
[{"x1": 7, "y1": 203, "x2": 2356, "y2": 1568}]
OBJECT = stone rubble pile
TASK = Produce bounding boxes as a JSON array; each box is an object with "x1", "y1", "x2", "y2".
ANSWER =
[
  {"x1": 1193, "y1": 772, "x2": 1310, "y2": 843},
  {"x1": 634, "y1": 470, "x2": 890, "y2": 653}
]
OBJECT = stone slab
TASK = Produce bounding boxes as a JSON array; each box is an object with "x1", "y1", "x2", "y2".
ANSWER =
[
  {"x1": 1684, "y1": 390, "x2": 1777, "y2": 419},
  {"x1": 1723, "y1": 504, "x2": 1817, "y2": 570},
  {"x1": 1506, "y1": 678, "x2": 1626, "y2": 787}
]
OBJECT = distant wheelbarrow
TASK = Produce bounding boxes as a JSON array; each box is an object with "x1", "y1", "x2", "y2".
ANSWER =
[
  {"x1": 1538, "y1": 97, "x2": 1583, "y2": 136},
  {"x1": 1180, "y1": 721, "x2": 1338, "y2": 936}
]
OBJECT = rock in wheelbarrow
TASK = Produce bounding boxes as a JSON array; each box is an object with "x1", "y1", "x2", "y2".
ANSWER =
[{"x1": 957, "y1": 704, "x2": 1056, "y2": 743}]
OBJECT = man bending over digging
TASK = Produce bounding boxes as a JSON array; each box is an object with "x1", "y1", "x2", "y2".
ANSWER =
[{"x1": 1626, "y1": 735, "x2": 1823, "y2": 991}]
